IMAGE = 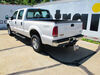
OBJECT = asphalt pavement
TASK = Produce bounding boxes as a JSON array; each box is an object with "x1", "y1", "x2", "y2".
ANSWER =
[{"x1": 0, "y1": 30, "x2": 100, "y2": 75}]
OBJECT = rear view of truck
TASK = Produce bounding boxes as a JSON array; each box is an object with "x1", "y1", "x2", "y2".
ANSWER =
[{"x1": 51, "y1": 20, "x2": 83, "y2": 47}]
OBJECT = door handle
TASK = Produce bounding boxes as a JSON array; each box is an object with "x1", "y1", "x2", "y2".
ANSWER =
[
  {"x1": 15, "y1": 21, "x2": 16, "y2": 24},
  {"x1": 21, "y1": 22, "x2": 23, "y2": 25}
]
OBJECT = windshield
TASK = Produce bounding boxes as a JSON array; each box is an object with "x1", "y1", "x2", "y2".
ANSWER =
[{"x1": 26, "y1": 9, "x2": 51, "y2": 19}]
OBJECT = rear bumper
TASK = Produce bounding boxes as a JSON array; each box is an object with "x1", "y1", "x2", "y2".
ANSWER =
[{"x1": 52, "y1": 34, "x2": 83, "y2": 47}]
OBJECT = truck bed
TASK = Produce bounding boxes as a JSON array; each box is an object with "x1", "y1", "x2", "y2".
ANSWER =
[{"x1": 27, "y1": 19, "x2": 82, "y2": 23}]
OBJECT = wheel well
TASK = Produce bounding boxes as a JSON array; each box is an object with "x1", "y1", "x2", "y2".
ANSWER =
[
  {"x1": 30, "y1": 29, "x2": 41, "y2": 40},
  {"x1": 7, "y1": 24, "x2": 10, "y2": 28}
]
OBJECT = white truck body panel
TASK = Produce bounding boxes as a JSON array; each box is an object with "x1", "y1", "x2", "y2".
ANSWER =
[{"x1": 55, "y1": 22, "x2": 82, "y2": 40}]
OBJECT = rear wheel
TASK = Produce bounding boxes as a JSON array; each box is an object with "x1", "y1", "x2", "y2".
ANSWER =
[
  {"x1": 31, "y1": 35, "x2": 43, "y2": 53},
  {"x1": 8, "y1": 26, "x2": 14, "y2": 36}
]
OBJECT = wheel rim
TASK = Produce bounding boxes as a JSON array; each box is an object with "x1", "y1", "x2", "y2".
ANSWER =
[{"x1": 32, "y1": 38, "x2": 39, "y2": 50}]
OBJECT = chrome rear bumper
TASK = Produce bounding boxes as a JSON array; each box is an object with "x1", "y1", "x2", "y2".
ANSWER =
[{"x1": 52, "y1": 34, "x2": 83, "y2": 47}]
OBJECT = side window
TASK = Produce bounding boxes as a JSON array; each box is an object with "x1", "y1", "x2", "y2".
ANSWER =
[
  {"x1": 26, "y1": 9, "x2": 51, "y2": 19},
  {"x1": 81, "y1": 14, "x2": 88, "y2": 30},
  {"x1": 90, "y1": 14, "x2": 100, "y2": 31},
  {"x1": 12, "y1": 11, "x2": 18, "y2": 19},
  {"x1": 18, "y1": 10, "x2": 24, "y2": 20}
]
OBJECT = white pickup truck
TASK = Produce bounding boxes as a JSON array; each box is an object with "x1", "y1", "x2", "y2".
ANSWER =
[{"x1": 6, "y1": 7, "x2": 83, "y2": 52}]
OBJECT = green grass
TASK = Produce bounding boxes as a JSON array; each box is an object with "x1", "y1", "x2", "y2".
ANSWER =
[{"x1": 81, "y1": 38, "x2": 100, "y2": 44}]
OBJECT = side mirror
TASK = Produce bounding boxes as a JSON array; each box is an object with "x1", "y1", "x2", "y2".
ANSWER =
[
  {"x1": 11, "y1": 16, "x2": 14, "y2": 20},
  {"x1": 5, "y1": 15, "x2": 9, "y2": 20}
]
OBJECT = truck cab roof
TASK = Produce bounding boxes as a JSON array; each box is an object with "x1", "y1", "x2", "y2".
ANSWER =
[{"x1": 16, "y1": 7, "x2": 48, "y2": 11}]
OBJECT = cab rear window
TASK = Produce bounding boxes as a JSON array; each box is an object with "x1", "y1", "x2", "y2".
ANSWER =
[{"x1": 26, "y1": 9, "x2": 50, "y2": 19}]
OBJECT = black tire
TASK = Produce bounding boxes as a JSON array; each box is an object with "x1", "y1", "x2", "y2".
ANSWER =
[
  {"x1": 8, "y1": 26, "x2": 14, "y2": 36},
  {"x1": 31, "y1": 35, "x2": 42, "y2": 52}
]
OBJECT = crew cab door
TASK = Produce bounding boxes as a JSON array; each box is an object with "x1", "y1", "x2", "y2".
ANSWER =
[
  {"x1": 9, "y1": 11, "x2": 18, "y2": 31},
  {"x1": 15, "y1": 10, "x2": 24, "y2": 34}
]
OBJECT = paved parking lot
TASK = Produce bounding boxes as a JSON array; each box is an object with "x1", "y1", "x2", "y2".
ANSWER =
[{"x1": 0, "y1": 30, "x2": 100, "y2": 75}]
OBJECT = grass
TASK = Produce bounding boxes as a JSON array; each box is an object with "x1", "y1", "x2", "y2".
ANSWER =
[{"x1": 81, "y1": 38, "x2": 100, "y2": 44}]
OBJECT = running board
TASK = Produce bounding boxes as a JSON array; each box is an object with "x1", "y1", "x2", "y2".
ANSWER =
[{"x1": 13, "y1": 32, "x2": 26, "y2": 39}]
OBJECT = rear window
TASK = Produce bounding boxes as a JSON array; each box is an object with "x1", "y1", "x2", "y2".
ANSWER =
[{"x1": 26, "y1": 9, "x2": 50, "y2": 19}]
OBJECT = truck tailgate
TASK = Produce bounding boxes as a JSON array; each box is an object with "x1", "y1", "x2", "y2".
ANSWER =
[{"x1": 57, "y1": 22, "x2": 82, "y2": 39}]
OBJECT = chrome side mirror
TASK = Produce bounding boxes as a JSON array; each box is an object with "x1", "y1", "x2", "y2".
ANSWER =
[{"x1": 5, "y1": 15, "x2": 9, "y2": 20}]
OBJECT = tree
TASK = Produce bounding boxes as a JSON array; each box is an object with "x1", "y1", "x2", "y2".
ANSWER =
[
  {"x1": 23, "y1": 0, "x2": 28, "y2": 5},
  {"x1": 0, "y1": 0, "x2": 51, "y2": 5},
  {"x1": 42, "y1": 0, "x2": 49, "y2": 3}
]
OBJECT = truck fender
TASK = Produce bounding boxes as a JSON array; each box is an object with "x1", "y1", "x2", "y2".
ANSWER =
[{"x1": 28, "y1": 26, "x2": 43, "y2": 43}]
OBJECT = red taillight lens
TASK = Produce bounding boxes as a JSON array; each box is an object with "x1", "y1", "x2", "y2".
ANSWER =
[{"x1": 52, "y1": 26, "x2": 58, "y2": 37}]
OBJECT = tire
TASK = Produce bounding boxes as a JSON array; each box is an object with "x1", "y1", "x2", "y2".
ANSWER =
[
  {"x1": 8, "y1": 26, "x2": 14, "y2": 36},
  {"x1": 31, "y1": 35, "x2": 42, "y2": 52}
]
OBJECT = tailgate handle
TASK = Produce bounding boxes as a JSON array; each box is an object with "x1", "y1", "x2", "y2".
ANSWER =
[{"x1": 71, "y1": 24, "x2": 74, "y2": 27}]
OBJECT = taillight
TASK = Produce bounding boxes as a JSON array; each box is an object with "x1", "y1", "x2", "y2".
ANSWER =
[{"x1": 52, "y1": 26, "x2": 58, "y2": 37}]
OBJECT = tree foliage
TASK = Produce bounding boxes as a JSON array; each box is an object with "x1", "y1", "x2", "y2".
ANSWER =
[{"x1": 0, "y1": 0, "x2": 50, "y2": 5}]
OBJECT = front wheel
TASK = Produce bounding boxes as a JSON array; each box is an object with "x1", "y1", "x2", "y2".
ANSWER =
[
  {"x1": 8, "y1": 26, "x2": 14, "y2": 36},
  {"x1": 31, "y1": 35, "x2": 43, "y2": 53}
]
